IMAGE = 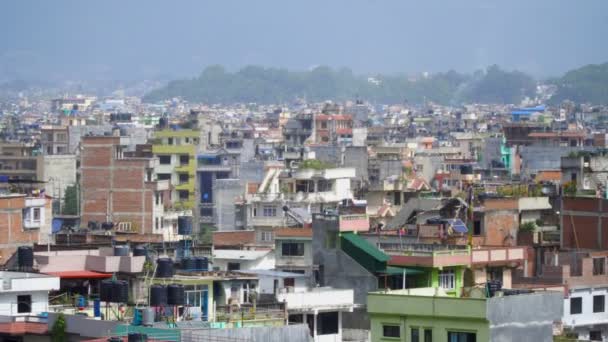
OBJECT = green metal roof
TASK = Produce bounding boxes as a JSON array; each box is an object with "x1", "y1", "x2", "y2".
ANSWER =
[
  {"x1": 380, "y1": 266, "x2": 425, "y2": 276},
  {"x1": 341, "y1": 233, "x2": 389, "y2": 263}
]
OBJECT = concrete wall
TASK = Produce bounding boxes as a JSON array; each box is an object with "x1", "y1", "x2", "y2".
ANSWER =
[
  {"x1": 486, "y1": 292, "x2": 563, "y2": 342},
  {"x1": 183, "y1": 324, "x2": 311, "y2": 342},
  {"x1": 42, "y1": 155, "x2": 77, "y2": 202},
  {"x1": 0, "y1": 291, "x2": 49, "y2": 315},
  {"x1": 47, "y1": 312, "x2": 119, "y2": 339},
  {"x1": 213, "y1": 179, "x2": 242, "y2": 231}
]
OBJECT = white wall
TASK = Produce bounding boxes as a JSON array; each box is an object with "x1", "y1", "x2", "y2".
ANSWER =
[
  {"x1": 563, "y1": 287, "x2": 608, "y2": 329},
  {"x1": 213, "y1": 254, "x2": 275, "y2": 272},
  {"x1": 0, "y1": 291, "x2": 50, "y2": 316}
]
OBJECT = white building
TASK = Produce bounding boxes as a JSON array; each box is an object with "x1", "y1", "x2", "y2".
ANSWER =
[
  {"x1": 211, "y1": 249, "x2": 275, "y2": 272},
  {"x1": 247, "y1": 167, "x2": 356, "y2": 228},
  {"x1": 0, "y1": 272, "x2": 59, "y2": 316},
  {"x1": 563, "y1": 286, "x2": 608, "y2": 341},
  {"x1": 277, "y1": 287, "x2": 354, "y2": 342}
]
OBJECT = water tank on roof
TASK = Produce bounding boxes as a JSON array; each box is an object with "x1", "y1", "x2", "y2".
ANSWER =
[
  {"x1": 156, "y1": 258, "x2": 174, "y2": 278},
  {"x1": 112, "y1": 280, "x2": 129, "y2": 303},
  {"x1": 88, "y1": 221, "x2": 100, "y2": 230},
  {"x1": 181, "y1": 257, "x2": 195, "y2": 271},
  {"x1": 194, "y1": 257, "x2": 208, "y2": 271},
  {"x1": 149, "y1": 285, "x2": 167, "y2": 306},
  {"x1": 113, "y1": 245, "x2": 130, "y2": 256},
  {"x1": 177, "y1": 216, "x2": 193, "y2": 235},
  {"x1": 101, "y1": 222, "x2": 114, "y2": 230},
  {"x1": 100, "y1": 280, "x2": 113, "y2": 302},
  {"x1": 167, "y1": 284, "x2": 185, "y2": 305},
  {"x1": 17, "y1": 246, "x2": 34, "y2": 270},
  {"x1": 133, "y1": 246, "x2": 147, "y2": 257},
  {"x1": 141, "y1": 307, "x2": 155, "y2": 326}
]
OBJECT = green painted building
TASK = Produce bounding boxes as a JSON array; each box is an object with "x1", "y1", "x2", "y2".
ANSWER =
[
  {"x1": 152, "y1": 130, "x2": 200, "y2": 209},
  {"x1": 367, "y1": 288, "x2": 563, "y2": 342}
]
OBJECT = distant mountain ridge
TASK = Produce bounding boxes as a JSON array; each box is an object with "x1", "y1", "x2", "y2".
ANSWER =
[
  {"x1": 549, "y1": 62, "x2": 608, "y2": 105},
  {"x1": 143, "y1": 64, "x2": 539, "y2": 105}
]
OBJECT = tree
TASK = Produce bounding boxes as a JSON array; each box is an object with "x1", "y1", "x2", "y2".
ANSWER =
[
  {"x1": 51, "y1": 313, "x2": 66, "y2": 342},
  {"x1": 63, "y1": 185, "x2": 78, "y2": 215}
]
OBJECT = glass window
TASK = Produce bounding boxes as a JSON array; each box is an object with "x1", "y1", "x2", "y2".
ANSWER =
[
  {"x1": 261, "y1": 231, "x2": 273, "y2": 242},
  {"x1": 263, "y1": 206, "x2": 277, "y2": 217},
  {"x1": 592, "y1": 258, "x2": 605, "y2": 275},
  {"x1": 447, "y1": 331, "x2": 476, "y2": 342},
  {"x1": 411, "y1": 327, "x2": 419, "y2": 342},
  {"x1": 17, "y1": 295, "x2": 31, "y2": 313},
  {"x1": 179, "y1": 155, "x2": 190, "y2": 165},
  {"x1": 424, "y1": 329, "x2": 432, "y2": 342},
  {"x1": 570, "y1": 297, "x2": 582, "y2": 314},
  {"x1": 179, "y1": 190, "x2": 190, "y2": 200},
  {"x1": 439, "y1": 269, "x2": 455, "y2": 290},
  {"x1": 382, "y1": 325, "x2": 400, "y2": 338},
  {"x1": 228, "y1": 262, "x2": 241, "y2": 271},
  {"x1": 593, "y1": 295, "x2": 605, "y2": 313},
  {"x1": 590, "y1": 331, "x2": 602, "y2": 341},
  {"x1": 159, "y1": 155, "x2": 171, "y2": 164},
  {"x1": 317, "y1": 312, "x2": 339, "y2": 335},
  {"x1": 281, "y1": 242, "x2": 305, "y2": 256}
]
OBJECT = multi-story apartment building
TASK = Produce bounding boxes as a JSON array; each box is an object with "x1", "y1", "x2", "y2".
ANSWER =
[
  {"x1": 80, "y1": 136, "x2": 170, "y2": 237},
  {"x1": 152, "y1": 130, "x2": 199, "y2": 210},
  {"x1": 0, "y1": 143, "x2": 44, "y2": 190}
]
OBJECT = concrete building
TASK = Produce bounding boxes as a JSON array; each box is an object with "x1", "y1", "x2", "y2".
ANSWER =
[
  {"x1": 0, "y1": 194, "x2": 53, "y2": 261},
  {"x1": 42, "y1": 154, "x2": 77, "y2": 211},
  {"x1": 80, "y1": 136, "x2": 170, "y2": 236},
  {"x1": 0, "y1": 271, "x2": 59, "y2": 316},
  {"x1": 563, "y1": 286, "x2": 608, "y2": 341},
  {"x1": 212, "y1": 249, "x2": 275, "y2": 272},
  {"x1": 152, "y1": 129, "x2": 199, "y2": 210},
  {"x1": 40, "y1": 125, "x2": 69, "y2": 155},
  {"x1": 0, "y1": 143, "x2": 44, "y2": 190},
  {"x1": 274, "y1": 228, "x2": 314, "y2": 277},
  {"x1": 368, "y1": 288, "x2": 563, "y2": 342}
]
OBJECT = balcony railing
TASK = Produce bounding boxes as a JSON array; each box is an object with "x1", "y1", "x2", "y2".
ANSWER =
[{"x1": 277, "y1": 288, "x2": 354, "y2": 311}]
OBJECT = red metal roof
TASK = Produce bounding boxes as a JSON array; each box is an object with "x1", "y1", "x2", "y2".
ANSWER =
[
  {"x1": 0, "y1": 322, "x2": 48, "y2": 335},
  {"x1": 46, "y1": 271, "x2": 112, "y2": 279}
]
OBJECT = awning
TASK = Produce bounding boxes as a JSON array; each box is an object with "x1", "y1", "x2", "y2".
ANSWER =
[
  {"x1": 45, "y1": 271, "x2": 112, "y2": 279},
  {"x1": 341, "y1": 233, "x2": 389, "y2": 263},
  {"x1": 380, "y1": 266, "x2": 425, "y2": 276}
]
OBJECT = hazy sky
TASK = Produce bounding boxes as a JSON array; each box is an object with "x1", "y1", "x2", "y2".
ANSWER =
[{"x1": 1, "y1": 0, "x2": 607, "y2": 81}]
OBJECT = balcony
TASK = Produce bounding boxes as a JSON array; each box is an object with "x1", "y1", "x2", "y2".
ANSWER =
[
  {"x1": 470, "y1": 247, "x2": 526, "y2": 266},
  {"x1": 338, "y1": 214, "x2": 369, "y2": 232},
  {"x1": 276, "y1": 288, "x2": 354, "y2": 312},
  {"x1": 379, "y1": 243, "x2": 471, "y2": 268}
]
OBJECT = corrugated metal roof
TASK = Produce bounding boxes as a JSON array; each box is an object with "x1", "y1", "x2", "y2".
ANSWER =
[{"x1": 341, "y1": 233, "x2": 389, "y2": 263}]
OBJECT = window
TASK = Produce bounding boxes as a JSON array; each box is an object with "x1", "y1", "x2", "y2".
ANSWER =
[
  {"x1": 178, "y1": 173, "x2": 189, "y2": 184},
  {"x1": 447, "y1": 331, "x2": 476, "y2": 342},
  {"x1": 178, "y1": 190, "x2": 189, "y2": 200},
  {"x1": 56, "y1": 133, "x2": 67, "y2": 142},
  {"x1": 411, "y1": 327, "x2": 419, "y2": 342},
  {"x1": 424, "y1": 329, "x2": 432, "y2": 342},
  {"x1": 261, "y1": 231, "x2": 273, "y2": 242},
  {"x1": 32, "y1": 208, "x2": 40, "y2": 222},
  {"x1": 17, "y1": 295, "x2": 31, "y2": 313},
  {"x1": 473, "y1": 220, "x2": 482, "y2": 236},
  {"x1": 284, "y1": 277, "x2": 295, "y2": 287},
  {"x1": 317, "y1": 312, "x2": 339, "y2": 335},
  {"x1": 179, "y1": 155, "x2": 190, "y2": 165},
  {"x1": 263, "y1": 206, "x2": 276, "y2": 217},
  {"x1": 570, "y1": 297, "x2": 582, "y2": 314},
  {"x1": 382, "y1": 325, "x2": 400, "y2": 338},
  {"x1": 592, "y1": 257, "x2": 605, "y2": 275},
  {"x1": 157, "y1": 173, "x2": 171, "y2": 180},
  {"x1": 317, "y1": 180, "x2": 333, "y2": 192},
  {"x1": 282, "y1": 242, "x2": 305, "y2": 256},
  {"x1": 227, "y1": 262, "x2": 241, "y2": 271},
  {"x1": 593, "y1": 295, "x2": 605, "y2": 313},
  {"x1": 167, "y1": 137, "x2": 174, "y2": 145},
  {"x1": 590, "y1": 331, "x2": 602, "y2": 341},
  {"x1": 155, "y1": 217, "x2": 159, "y2": 231},
  {"x1": 159, "y1": 155, "x2": 171, "y2": 164},
  {"x1": 393, "y1": 191, "x2": 401, "y2": 205},
  {"x1": 439, "y1": 269, "x2": 455, "y2": 290}
]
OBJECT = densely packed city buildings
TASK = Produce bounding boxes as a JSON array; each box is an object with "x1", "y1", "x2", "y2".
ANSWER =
[{"x1": 0, "y1": 93, "x2": 607, "y2": 342}]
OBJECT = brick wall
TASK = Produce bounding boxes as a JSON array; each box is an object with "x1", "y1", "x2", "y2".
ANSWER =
[
  {"x1": 81, "y1": 136, "x2": 156, "y2": 235},
  {"x1": 0, "y1": 196, "x2": 37, "y2": 262},
  {"x1": 561, "y1": 197, "x2": 608, "y2": 250}
]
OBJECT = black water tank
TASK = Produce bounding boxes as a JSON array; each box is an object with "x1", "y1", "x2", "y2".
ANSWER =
[
  {"x1": 100, "y1": 279, "x2": 113, "y2": 302},
  {"x1": 194, "y1": 257, "x2": 208, "y2": 271},
  {"x1": 177, "y1": 216, "x2": 193, "y2": 235},
  {"x1": 487, "y1": 280, "x2": 502, "y2": 297},
  {"x1": 133, "y1": 246, "x2": 147, "y2": 257},
  {"x1": 112, "y1": 280, "x2": 129, "y2": 303},
  {"x1": 149, "y1": 285, "x2": 167, "y2": 306},
  {"x1": 156, "y1": 258, "x2": 174, "y2": 278},
  {"x1": 101, "y1": 222, "x2": 114, "y2": 230},
  {"x1": 113, "y1": 245, "x2": 130, "y2": 256},
  {"x1": 127, "y1": 333, "x2": 147, "y2": 342},
  {"x1": 181, "y1": 257, "x2": 195, "y2": 271},
  {"x1": 167, "y1": 284, "x2": 185, "y2": 305},
  {"x1": 17, "y1": 246, "x2": 34, "y2": 269}
]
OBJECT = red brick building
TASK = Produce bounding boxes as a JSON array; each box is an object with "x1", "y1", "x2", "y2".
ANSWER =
[
  {"x1": 80, "y1": 136, "x2": 168, "y2": 235},
  {"x1": 561, "y1": 197, "x2": 608, "y2": 250}
]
